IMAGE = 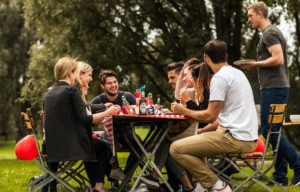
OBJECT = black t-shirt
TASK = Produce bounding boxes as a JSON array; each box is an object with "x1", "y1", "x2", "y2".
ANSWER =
[{"x1": 90, "y1": 91, "x2": 136, "y2": 106}]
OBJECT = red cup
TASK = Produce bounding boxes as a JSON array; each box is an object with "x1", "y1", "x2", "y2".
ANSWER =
[
  {"x1": 135, "y1": 91, "x2": 141, "y2": 98},
  {"x1": 122, "y1": 106, "x2": 130, "y2": 114}
]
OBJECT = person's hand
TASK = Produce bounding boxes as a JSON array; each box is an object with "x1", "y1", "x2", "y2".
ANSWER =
[
  {"x1": 242, "y1": 60, "x2": 256, "y2": 69},
  {"x1": 106, "y1": 105, "x2": 120, "y2": 115},
  {"x1": 161, "y1": 108, "x2": 171, "y2": 113},
  {"x1": 171, "y1": 102, "x2": 185, "y2": 115},
  {"x1": 180, "y1": 88, "x2": 190, "y2": 105},
  {"x1": 197, "y1": 129, "x2": 203, "y2": 134},
  {"x1": 161, "y1": 107, "x2": 171, "y2": 113},
  {"x1": 104, "y1": 102, "x2": 113, "y2": 109}
]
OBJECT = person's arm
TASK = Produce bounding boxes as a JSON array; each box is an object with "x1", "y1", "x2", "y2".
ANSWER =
[
  {"x1": 198, "y1": 120, "x2": 219, "y2": 134},
  {"x1": 89, "y1": 103, "x2": 106, "y2": 113},
  {"x1": 71, "y1": 86, "x2": 120, "y2": 124},
  {"x1": 175, "y1": 68, "x2": 186, "y2": 100},
  {"x1": 243, "y1": 44, "x2": 283, "y2": 69},
  {"x1": 92, "y1": 105, "x2": 120, "y2": 124},
  {"x1": 180, "y1": 88, "x2": 190, "y2": 105},
  {"x1": 172, "y1": 101, "x2": 223, "y2": 123}
]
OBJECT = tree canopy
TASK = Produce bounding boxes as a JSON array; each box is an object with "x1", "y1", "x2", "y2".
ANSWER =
[{"x1": 0, "y1": 0, "x2": 299, "y2": 146}]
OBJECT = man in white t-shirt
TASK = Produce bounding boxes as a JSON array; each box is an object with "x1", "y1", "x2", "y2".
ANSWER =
[{"x1": 170, "y1": 40, "x2": 258, "y2": 192}]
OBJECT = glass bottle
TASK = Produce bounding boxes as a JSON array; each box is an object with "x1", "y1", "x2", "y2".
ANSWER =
[{"x1": 139, "y1": 90, "x2": 147, "y2": 115}]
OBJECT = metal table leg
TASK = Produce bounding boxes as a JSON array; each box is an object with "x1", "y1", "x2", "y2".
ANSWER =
[{"x1": 130, "y1": 123, "x2": 174, "y2": 192}]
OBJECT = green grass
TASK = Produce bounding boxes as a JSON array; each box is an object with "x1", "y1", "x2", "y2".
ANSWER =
[{"x1": 1, "y1": 129, "x2": 300, "y2": 192}]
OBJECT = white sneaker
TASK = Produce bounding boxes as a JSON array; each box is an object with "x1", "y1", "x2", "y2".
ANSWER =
[
  {"x1": 211, "y1": 181, "x2": 232, "y2": 192},
  {"x1": 194, "y1": 182, "x2": 208, "y2": 192},
  {"x1": 109, "y1": 168, "x2": 126, "y2": 181}
]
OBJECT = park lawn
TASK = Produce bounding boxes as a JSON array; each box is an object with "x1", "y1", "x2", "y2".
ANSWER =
[{"x1": 1, "y1": 128, "x2": 300, "y2": 192}]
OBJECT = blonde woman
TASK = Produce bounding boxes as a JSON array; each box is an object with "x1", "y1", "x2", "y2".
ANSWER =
[
  {"x1": 43, "y1": 57, "x2": 120, "y2": 192},
  {"x1": 77, "y1": 61, "x2": 125, "y2": 191}
]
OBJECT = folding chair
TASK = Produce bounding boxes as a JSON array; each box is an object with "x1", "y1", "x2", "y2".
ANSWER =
[
  {"x1": 210, "y1": 104, "x2": 287, "y2": 192},
  {"x1": 21, "y1": 108, "x2": 89, "y2": 192}
]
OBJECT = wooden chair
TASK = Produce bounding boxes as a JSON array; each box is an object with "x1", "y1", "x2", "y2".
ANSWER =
[{"x1": 210, "y1": 104, "x2": 287, "y2": 192}]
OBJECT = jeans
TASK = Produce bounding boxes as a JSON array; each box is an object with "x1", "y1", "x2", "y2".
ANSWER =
[{"x1": 260, "y1": 88, "x2": 300, "y2": 184}]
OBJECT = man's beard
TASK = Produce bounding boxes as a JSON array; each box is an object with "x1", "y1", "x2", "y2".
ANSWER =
[{"x1": 106, "y1": 90, "x2": 118, "y2": 97}]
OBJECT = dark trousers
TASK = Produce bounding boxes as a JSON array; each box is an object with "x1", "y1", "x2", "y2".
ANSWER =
[
  {"x1": 84, "y1": 138, "x2": 112, "y2": 187},
  {"x1": 41, "y1": 141, "x2": 59, "y2": 192},
  {"x1": 260, "y1": 88, "x2": 300, "y2": 184},
  {"x1": 41, "y1": 162, "x2": 59, "y2": 192}
]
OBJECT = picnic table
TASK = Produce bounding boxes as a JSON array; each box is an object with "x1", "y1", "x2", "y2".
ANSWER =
[{"x1": 103, "y1": 114, "x2": 188, "y2": 192}]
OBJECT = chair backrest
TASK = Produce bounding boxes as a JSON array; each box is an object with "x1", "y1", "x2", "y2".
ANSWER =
[
  {"x1": 20, "y1": 108, "x2": 43, "y2": 161},
  {"x1": 263, "y1": 104, "x2": 287, "y2": 160},
  {"x1": 268, "y1": 104, "x2": 286, "y2": 124}
]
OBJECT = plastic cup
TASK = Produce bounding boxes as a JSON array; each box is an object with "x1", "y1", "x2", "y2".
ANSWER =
[
  {"x1": 122, "y1": 106, "x2": 130, "y2": 114},
  {"x1": 135, "y1": 91, "x2": 141, "y2": 98}
]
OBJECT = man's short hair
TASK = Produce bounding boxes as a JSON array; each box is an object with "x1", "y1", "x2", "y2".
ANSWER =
[
  {"x1": 98, "y1": 69, "x2": 117, "y2": 84},
  {"x1": 204, "y1": 40, "x2": 227, "y2": 64},
  {"x1": 247, "y1": 2, "x2": 268, "y2": 19},
  {"x1": 167, "y1": 61, "x2": 184, "y2": 74}
]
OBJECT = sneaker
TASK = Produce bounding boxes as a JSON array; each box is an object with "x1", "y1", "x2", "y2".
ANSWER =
[
  {"x1": 194, "y1": 182, "x2": 208, "y2": 192},
  {"x1": 293, "y1": 181, "x2": 300, "y2": 186},
  {"x1": 109, "y1": 168, "x2": 126, "y2": 181},
  {"x1": 133, "y1": 183, "x2": 149, "y2": 192},
  {"x1": 134, "y1": 174, "x2": 159, "y2": 189},
  {"x1": 211, "y1": 181, "x2": 232, "y2": 192}
]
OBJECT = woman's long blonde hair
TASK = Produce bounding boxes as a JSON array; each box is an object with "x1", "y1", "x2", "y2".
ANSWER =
[
  {"x1": 77, "y1": 61, "x2": 93, "y2": 103},
  {"x1": 188, "y1": 62, "x2": 213, "y2": 103}
]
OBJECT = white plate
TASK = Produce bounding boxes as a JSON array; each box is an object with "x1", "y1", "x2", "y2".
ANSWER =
[
  {"x1": 233, "y1": 59, "x2": 255, "y2": 66},
  {"x1": 290, "y1": 115, "x2": 300, "y2": 123}
]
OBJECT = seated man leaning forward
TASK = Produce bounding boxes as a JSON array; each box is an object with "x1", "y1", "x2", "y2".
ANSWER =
[{"x1": 170, "y1": 40, "x2": 258, "y2": 192}]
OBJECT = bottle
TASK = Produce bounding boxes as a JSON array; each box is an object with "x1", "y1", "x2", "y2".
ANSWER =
[
  {"x1": 135, "y1": 90, "x2": 141, "y2": 115},
  {"x1": 139, "y1": 90, "x2": 147, "y2": 115},
  {"x1": 156, "y1": 94, "x2": 160, "y2": 106},
  {"x1": 148, "y1": 93, "x2": 154, "y2": 105},
  {"x1": 135, "y1": 90, "x2": 141, "y2": 107},
  {"x1": 122, "y1": 95, "x2": 129, "y2": 107},
  {"x1": 122, "y1": 95, "x2": 130, "y2": 114}
]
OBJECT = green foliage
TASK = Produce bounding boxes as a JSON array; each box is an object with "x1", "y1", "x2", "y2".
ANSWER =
[
  {"x1": 17, "y1": 0, "x2": 300, "y2": 146},
  {"x1": 0, "y1": 0, "x2": 34, "y2": 140}
]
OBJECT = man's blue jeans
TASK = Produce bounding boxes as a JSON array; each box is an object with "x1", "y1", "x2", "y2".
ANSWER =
[{"x1": 260, "y1": 88, "x2": 300, "y2": 184}]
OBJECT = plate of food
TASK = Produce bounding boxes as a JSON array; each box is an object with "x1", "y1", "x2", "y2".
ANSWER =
[{"x1": 233, "y1": 59, "x2": 255, "y2": 66}]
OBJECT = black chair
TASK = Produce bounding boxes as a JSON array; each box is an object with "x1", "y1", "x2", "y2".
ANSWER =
[{"x1": 21, "y1": 108, "x2": 89, "y2": 192}]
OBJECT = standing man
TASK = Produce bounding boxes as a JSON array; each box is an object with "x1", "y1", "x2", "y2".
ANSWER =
[
  {"x1": 244, "y1": 2, "x2": 300, "y2": 186},
  {"x1": 170, "y1": 40, "x2": 258, "y2": 192}
]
